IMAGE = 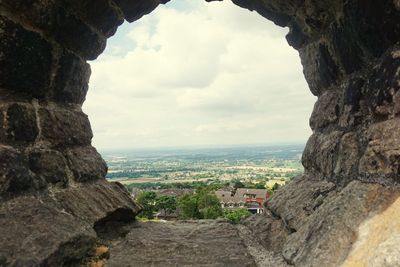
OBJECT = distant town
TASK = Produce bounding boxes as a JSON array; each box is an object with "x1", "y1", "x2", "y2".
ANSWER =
[{"x1": 102, "y1": 144, "x2": 304, "y2": 222}]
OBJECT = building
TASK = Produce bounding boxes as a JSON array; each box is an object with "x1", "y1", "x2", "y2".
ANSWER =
[
  {"x1": 215, "y1": 190, "x2": 246, "y2": 209},
  {"x1": 215, "y1": 188, "x2": 269, "y2": 214}
]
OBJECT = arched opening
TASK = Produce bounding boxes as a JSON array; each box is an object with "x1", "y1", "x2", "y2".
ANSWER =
[{"x1": 83, "y1": 0, "x2": 315, "y2": 225}]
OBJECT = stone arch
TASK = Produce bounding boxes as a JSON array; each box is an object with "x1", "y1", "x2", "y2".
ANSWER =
[{"x1": 0, "y1": 0, "x2": 399, "y2": 266}]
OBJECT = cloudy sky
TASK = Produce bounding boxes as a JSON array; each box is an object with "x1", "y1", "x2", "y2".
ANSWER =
[{"x1": 83, "y1": 0, "x2": 316, "y2": 150}]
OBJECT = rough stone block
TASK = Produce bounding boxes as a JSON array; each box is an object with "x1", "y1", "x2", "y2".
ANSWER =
[
  {"x1": 1, "y1": 0, "x2": 106, "y2": 60},
  {"x1": 300, "y1": 42, "x2": 339, "y2": 96},
  {"x1": 231, "y1": 0, "x2": 294, "y2": 27},
  {"x1": 0, "y1": 179, "x2": 139, "y2": 265},
  {"x1": 0, "y1": 146, "x2": 31, "y2": 195},
  {"x1": 63, "y1": 0, "x2": 124, "y2": 37},
  {"x1": 0, "y1": 15, "x2": 52, "y2": 97},
  {"x1": 66, "y1": 146, "x2": 107, "y2": 182},
  {"x1": 0, "y1": 108, "x2": 5, "y2": 141},
  {"x1": 302, "y1": 0, "x2": 339, "y2": 30},
  {"x1": 343, "y1": 77, "x2": 364, "y2": 113},
  {"x1": 364, "y1": 48, "x2": 400, "y2": 116},
  {"x1": 330, "y1": 22, "x2": 364, "y2": 74},
  {"x1": 54, "y1": 52, "x2": 91, "y2": 104},
  {"x1": 286, "y1": 22, "x2": 308, "y2": 49},
  {"x1": 310, "y1": 90, "x2": 340, "y2": 130},
  {"x1": 113, "y1": 0, "x2": 170, "y2": 22},
  {"x1": 269, "y1": 175, "x2": 335, "y2": 232},
  {"x1": 39, "y1": 107, "x2": 93, "y2": 146},
  {"x1": 49, "y1": 5, "x2": 107, "y2": 60},
  {"x1": 302, "y1": 131, "x2": 343, "y2": 178},
  {"x1": 343, "y1": 0, "x2": 400, "y2": 58},
  {"x1": 359, "y1": 118, "x2": 400, "y2": 178},
  {"x1": 282, "y1": 181, "x2": 398, "y2": 266},
  {"x1": 241, "y1": 209, "x2": 289, "y2": 253},
  {"x1": 338, "y1": 77, "x2": 367, "y2": 128},
  {"x1": 0, "y1": 195, "x2": 96, "y2": 266},
  {"x1": 395, "y1": 0, "x2": 400, "y2": 10},
  {"x1": 5, "y1": 103, "x2": 39, "y2": 142},
  {"x1": 29, "y1": 149, "x2": 69, "y2": 186},
  {"x1": 334, "y1": 132, "x2": 360, "y2": 179}
]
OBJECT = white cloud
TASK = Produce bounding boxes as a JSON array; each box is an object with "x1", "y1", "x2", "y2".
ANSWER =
[{"x1": 84, "y1": 0, "x2": 316, "y2": 149}]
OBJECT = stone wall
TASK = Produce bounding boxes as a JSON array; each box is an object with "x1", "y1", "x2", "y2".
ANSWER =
[
  {"x1": 0, "y1": 0, "x2": 399, "y2": 266},
  {"x1": 0, "y1": 1, "x2": 142, "y2": 264},
  {"x1": 234, "y1": 0, "x2": 400, "y2": 185}
]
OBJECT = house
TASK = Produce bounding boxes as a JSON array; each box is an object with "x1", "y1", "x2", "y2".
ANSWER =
[
  {"x1": 215, "y1": 188, "x2": 269, "y2": 214},
  {"x1": 215, "y1": 190, "x2": 246, "y2": 209}
]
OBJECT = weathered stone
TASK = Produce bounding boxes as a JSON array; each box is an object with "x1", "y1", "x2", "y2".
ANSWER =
[
  {"x1": 281, "y1": 181, "x2": 399, "y2": 266},
  {"x1": 1, "y1": 0, "x2": 106, "y2": 60},
  {"x1": 342, "y1": 0, "x2": 400, "y2": 58},
  {"x1": 231, "y1": 0, "x2": 295, "y2": 27},
  {"x1": 113, "y1": 0, "x2": 171, "y2": 22},
  {"x1": 364, "y1": 47, "x2": 400, "y2": 116},
  {"x1": 0, "y1": 108, "x2": 5, "y2": 141},
  {"x1": 39, "y1": 107, "x2": 92, "y2": 146},
  {"x1": 395, "y1": 0, "x2": 400, "y2": 10},
  {"x1": 302, "y1": 0, "x2": 341, "y2": 31},
  {"x1": 343, "y1": 77, "x2": 364, "y2": 113},
  {"x1": 393, "y1": 89, "x2": 400, "y2": 115},
  {"x1": 106, "y1": 220, "x2": 256, "y2": 267},
  {"x1": 334, "y1": 132, "x2": 360, "y2": 179},
  {"x1": 0, "y1": 179, "x2": 139, "y2": 266},
  {"x1": 61, "y1": 0, "x2": 124, "y2": 37},
  {"x1": 28, "y1": 149, "x2": 68, "y2": 186},
  {"x1": 241, "y1": 210, "x2": 289, "y2": 253},
  {"x1": 339, "y1": 79, "x2": 369, "y2": 128},
  {"x1": 48, "y1": 5, "x2": 107, "y2": 60},
  {"x1": 300, "y1": 42, "x2": 339, "y2": 96},
  {"x1": 268, "y1": 175, "x2": 336, "y2": 231},
  {"x1": 54, "y1": 52, "x2": 91, "y2": 104},
  {"x1": 286, "y1": 21, "x2": 308, "y2": 49},
  {"x1": 359, "y1": 118, "x2": 400, "y2": 179},
  {"x1": 55, "y1": 180, "x2": 139, "y2": 223},
  {"x1": 302, "y1": 131, "x2": 343, "y2": 178},
  {"x1": 0, "y1": 15, "x2": 52, "y2": 97},
  {"x1": 310, "y1": 90, "x2": 340, "y2": 130},
  {"x1": 342, "y1": 195, "x2": 400, "y2": 267},
  {"x1": 66, "y1": 146, "x2": 107, "y2": 182},
  {"x1": 343, "y1": 196, "x2": 400, "y2": 267},
  {"x1": 330, "y1": 22, "x2": 364, "y2": 74},
  {"x1": 0, "y1": 213, "x2": 95, "y2": 267},
  {"x1": 0, "y1": 146, "x2": 31, "y2": 195},
  {"x1": 5, "y1": 103, "x2": 38, "y2": 142}
]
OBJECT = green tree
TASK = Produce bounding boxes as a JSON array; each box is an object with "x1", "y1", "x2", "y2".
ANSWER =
[
  {"x1": 177, "y1": 189, "x2": 223, "y2": 220},
  {"x1": 177, "y1": 194, "x2": 201, "y2": 219},
  {"x1": 233, "y1": 179, "x2": 245, "y2": 189},
  {"x1": 224, "y1": 209, "x2": 251, "y2": 224},
  {"x1": 136, "y1": 191, "x2": 157, "y2": 219},
  {"x1": 272, "y1": 182, "x2": 280, "y2": 191},
  {"x1": 156, "y1": 195, "x2": 177, "y2": 219},
  {"x1": 255, "y1": 182, "x2": 266, "y2": 189},
  {"x1": 201, "y1": 206, "x2": 223, "y2": 219},
  {"x1": 197, "y1": 191, "x2": 223, "y2": 219}
]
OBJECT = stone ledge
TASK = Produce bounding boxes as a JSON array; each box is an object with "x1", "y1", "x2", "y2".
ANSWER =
[{"x1": 0, "y1": 179, "x2": 140, "y2": 266}]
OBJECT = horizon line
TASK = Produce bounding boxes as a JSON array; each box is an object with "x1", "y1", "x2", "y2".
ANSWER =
[{"x1": 96, "y1": 141, "x2": 307, "y2": 152}]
